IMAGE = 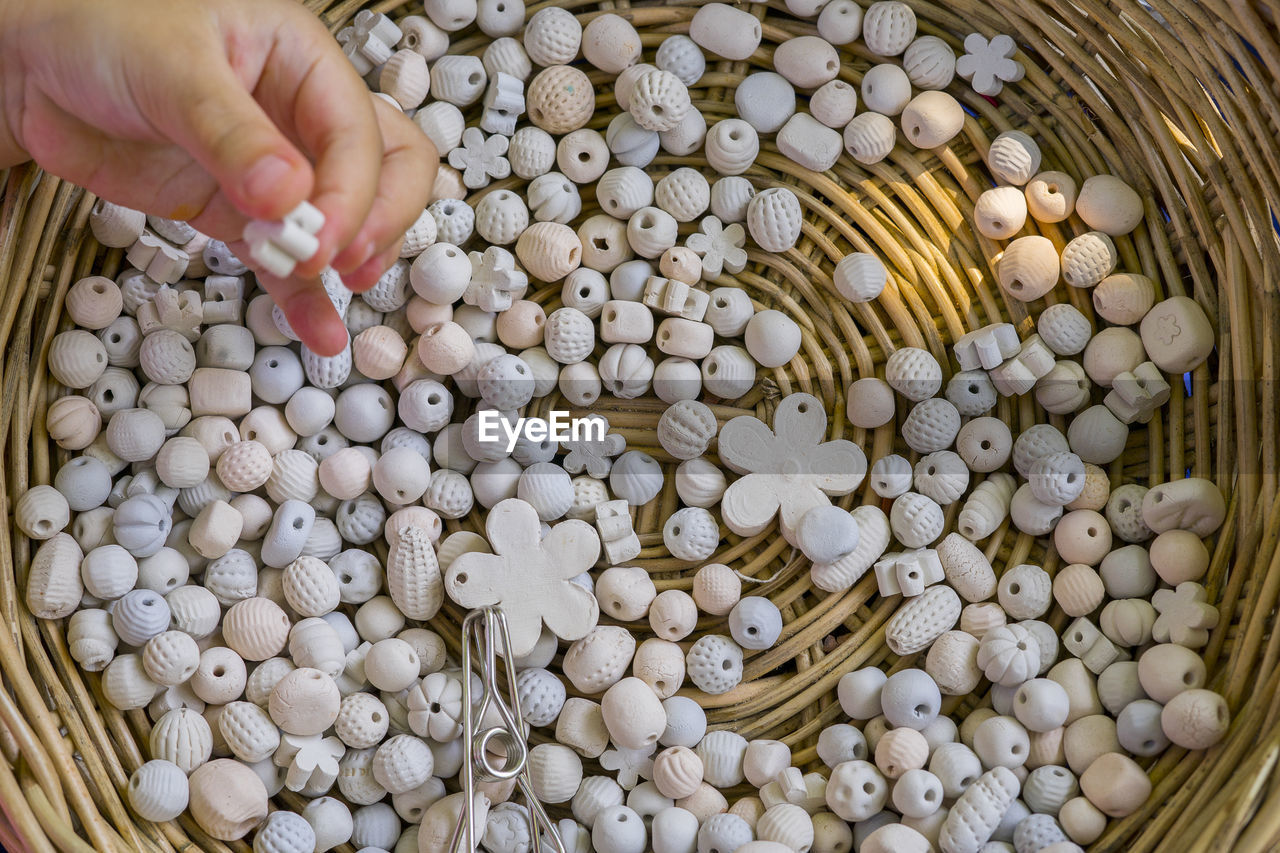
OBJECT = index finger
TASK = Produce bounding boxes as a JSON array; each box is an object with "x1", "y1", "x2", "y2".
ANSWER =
[{"x1": 251, "y1": 20, "x2": 383, "y2": 278}]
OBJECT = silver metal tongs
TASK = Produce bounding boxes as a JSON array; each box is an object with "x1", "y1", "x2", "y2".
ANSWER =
[{"x1": 451, "y1": 606, "x2": 566, "y2": 853}]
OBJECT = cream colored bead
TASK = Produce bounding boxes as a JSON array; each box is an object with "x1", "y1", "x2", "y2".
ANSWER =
[
  {"x1": 516, "y1": 221, "x2": 583, "y2": 282},
  {"x1": 1140, "y1": 295, "x2": 1215, "y2": 374},
  {"x1": 863, "y1": 64, "x2": 913, "y2": 115},
  {"x1": 49, "y1": 329, "x2": 109, "y2": 389},
  {"x1": 188, "y1": 759, "x2": 268, "y2": 840},
  {"x1": 842, "y1": 111, "x2": 896, "y2": 165},
  {"x1": 652, "y1": 747, "x2": 704, "y2": 800},
  {"x1": 47, "y1": 394, "x2": 102, "y2": 450},
  {"x1": 581, "y1": 12, "x2": 641, "y2": 73},
  {"x1": 15, "y1": 485, "x2": 69, "y2": 541},
  {"x1": 927, "y1": 630, "x2": 983, "y2": 695},
  {"x1": 974, "y1": 186, "x2": 1028, "y2": 240},
  {"x1": 875, "y1": 727, "x2": 929, "y2": 778},
  {"x1": 999, "y1": 235, "x2": 1059, "y2": 301},
  {"x1": 692, "y1": 563, "x2": 741, "y2": 616},
  {"x1": 26, "y1": 533, "x2": 84, "y2": 619},
  {"x1": 1075, "y1": 175, "x2": 1143, "y2": 236},
  {"x1": 270, "y1": 667, "x2": 341, "y2": 735},
  {"x1": 1078, "y1": 752, "x2": 1149, "y2": 818},
  {"x1": 351, "y1": 325, "x2": 408, "y2": 380},
  {"x1": 1025, "y1": 171, "x2": 1077, "y2": 223},
  {"x1": 901, "y1": 90, "x2": 964, "y2": 149},
  {"x1": 526, "y1": 65, "x2": 594, "y2": 134},
  {"x1": 987, "y1": 130, "x2": 1041, "y2": 186},
  {"x1": 1061, "y1": 231, "x2": 1117, "y2": 288},
  {"x1": 188, "y1": 499, "x2": 242, "y2": 560}
]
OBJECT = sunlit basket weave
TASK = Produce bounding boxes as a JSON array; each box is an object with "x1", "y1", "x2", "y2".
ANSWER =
[{"x1": 2, "y1": 0, "x2": 1278, "y2": 850}]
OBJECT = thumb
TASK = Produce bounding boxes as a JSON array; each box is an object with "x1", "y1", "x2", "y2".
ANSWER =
[{"x1": 159, "y1": 65, "x2": 314, "y2": 221}]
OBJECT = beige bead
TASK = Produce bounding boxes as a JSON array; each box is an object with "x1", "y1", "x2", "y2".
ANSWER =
[
  {"x1": 1149, "y1": 529, "x2": 1209, "y2": 585},
  {"x1": 380, "y1": 49, "x2": 431, "y2": 109},
  {"x1": 1161, "y1": 688, "x2": 1229, "y2": 749},
  {"x1": 1024, "y1": 171, "x2": 1077, "y2": 223},
  {"x1": 1140, "y1": 295, "x2": 1215, "y2": 374},
  {"x1": 1082, "y1": 327, "x2": 1146, "y2": 388},
  {"x1": 527, "y1": 65, "x2": 594, "y2": 134},
  {"x1": 188, "y1": 368, "x2": 252, "y2": 418},
  {"x1": 557, "y1": 698, "x2": 610, "y2": 758},
  {"x1": 1079, "y1": 752, "x2": 1150, "y2": 817},
  {"x1": 26, "y1": 533, "x2": 84, "y2": 619},
  {"x1": 1052, "y1": 564, "x2": 1106, "y2": 618},
  {"x1": 689, "y1": 3, "x2": 762, "y2": 60},
  {"x1": 416, "y1": 321, "x2": 475, "y2": 376},
  {"x1": 973, "y1": 186, "x2": 1028, "y2": 240},
  {"x1": 496, "y1": 300, "x2": 546, "y2": 349},
  {"x1": 1063, "y1": 715, "x2": 1119, "y2": 776},
  {"x1": 660, "y1": 247, "x2": 702, "y2": 285},
  {"x1": 47, "y1": 394, "x2": 102, "y2": 450},
  {"x1": 516, "y1": 221, "x2": 583, "y2": 282},
  {"x1": 632, "y1": 637, "x2": 686, "y2": 699},
  {"x1": 67, "y1": 276, "x2": 124, "y2": 330},
  {"x1": 900, "y1": 90, "x2": 965, "y2": 149},
  {"x1": 15, "y1": 485, "x2": 70, "y2": 541},
  {"x1": 693, "y1": 563, "x2": 741, "y2": 615},
  {"x1": 875, "y1": 727, "x2": 929, "y2": 779},
  {"x1": 49, "y1": 329, "x2": 109, "y2": 389},
  {"x1": 318, "y1": 447, "x2": 373, "y2": 501},
  {"x1": 215, "y1": 440, "x2": 273, "y2": 492},
  {"x1": 189, "y1": 499, "x2": 243, "y2": 559},
  {"x1": 774, "y1": 36, "x2": 840, "y2": 88},
  {"x1": 1053, "y1": 509, "x2": 1112, "y2": 566},
  {"x1": 270, "y1": 667, "x2": 341, "y2": 735},
  {"x1": 602, "y1": 677, "x2": 667, "y2": 750},
  {"x1": 188, "y1": 759, "x2": 269, "y2": 840},
  {"x1": 1059, "y1": 797, "x2": 1107, "y2": 846},
  {"x1": 1076, "y1": 175, "x2": 1143, "y2": 236},
  {"x1": 999, "y1": 236, "x2": 1059, "y2": 301},
  {"x1": 653, "y1": 746, "x2": 704, "y2": 799},
  {"x1": 649, "y1": 589, "x2": 698, "y2": 641},
  {"x1": 1093, "y1": 273, "x2": 1156, "y2": 326},
  {"x1": 352, "y1": 325, "x2": 408, "y2": 380}
]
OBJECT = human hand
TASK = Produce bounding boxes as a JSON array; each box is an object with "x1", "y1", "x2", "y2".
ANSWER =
[{"x1": 0, "y1": 0, "x2": 437, "y2": 355}]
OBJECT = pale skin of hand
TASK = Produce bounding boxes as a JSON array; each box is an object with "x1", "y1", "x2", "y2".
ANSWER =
[{"x1": 0, "y1": 0, "x2": 438, "y2": 355}]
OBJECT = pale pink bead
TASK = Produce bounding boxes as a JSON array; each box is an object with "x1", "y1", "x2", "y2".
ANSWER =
[
  {"x1": 417, "y1": 321, "x2": 476, "y2": 375},
  {"x1": 406, "y1": 296, "x2": 453, "y2": 334},
  {"x1": 692, "y1": 563, "x2": 741, "y2": 615},
  {"x1": 319, "y1": 446, "x2": 374, "y2": 501},
  {"x1": 352, "y1": 325, "x2": 408, "y2": 380},
  {"x1": 496, "y1": 300, "x2": 547, "y2": 349}
]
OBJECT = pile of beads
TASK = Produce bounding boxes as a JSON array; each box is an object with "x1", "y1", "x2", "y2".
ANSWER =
[{"x1": 20, "y1": 2, "x2": 1230, "y2": 853}]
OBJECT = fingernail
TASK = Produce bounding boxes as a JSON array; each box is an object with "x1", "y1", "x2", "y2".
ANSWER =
[{"x1": 243, "y1": 155, "x2": 293, "y2": 203}]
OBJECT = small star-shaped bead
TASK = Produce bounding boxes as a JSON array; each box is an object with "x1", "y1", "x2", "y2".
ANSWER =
[
  {"x1": 956, "y1": 33, "x2": 1025, "y2": 97},
  {"x1": 448, "y1": 127, "x2": 512, "y2": 189},
  {"x1": 600, "y1": 743, "x2": 656, "y2": 789},
  {"x1": 1152, "y1": 581, "x2": 1219, "y2": 648},
  {"x1": 686, "y1": 216, "x2": 749, "y2": 280},
  {"x1": 465, "y1": 246, "x2": 527, "y2": 312}
]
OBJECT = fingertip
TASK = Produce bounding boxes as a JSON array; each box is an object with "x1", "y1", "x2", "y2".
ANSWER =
[
  {"x1": 294, "y1": 303, "x2": 349, "y2": 358},
  {"x1": 238, "y1": 152, "x2": 314, "y2": 220},
  {"x1": 344, "y1": 245, "x2": 400, "y2": 293}
]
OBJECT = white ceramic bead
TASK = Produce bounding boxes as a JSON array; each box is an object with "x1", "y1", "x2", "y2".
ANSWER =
[
  {"x1": 862, "y1": 1, "x2": 917, "y2": 55},
  {"x1": 129, "y1": 759, "x2": 190, "y2": 822},
  {"x1": 747, "y1": 188, "x2": 803, "y2": 253},
  {"x1": 809, "y1": 80, "x2": 860, "y2": 129},
  {"x1": 655, "y1": 168, "x2": 711, "y2": 222},
  {"x1": 777, "y1": 112, "x2": 844, "y2": 171},
  {"x1": 862, "y1": 63, "x2": 913, "y2": 115},
  {"x1": 843, "y1": 110, "x2": 898, "y2": 166},
  {"x1": 690, "y1": 3, "x2": 762, "y2": 60}
]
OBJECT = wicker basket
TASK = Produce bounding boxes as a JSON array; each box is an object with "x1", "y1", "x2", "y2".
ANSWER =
[{"x1": 2, "y1": 0, "x2": 1278, "y2": 850}]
